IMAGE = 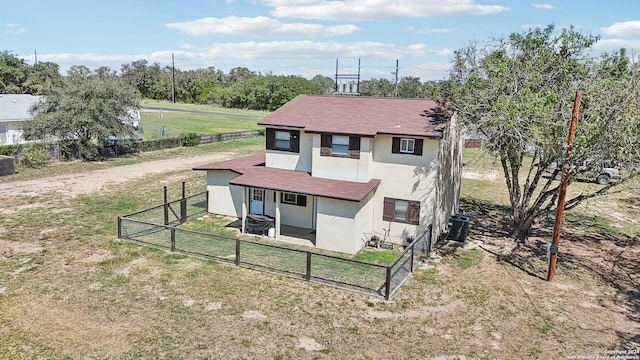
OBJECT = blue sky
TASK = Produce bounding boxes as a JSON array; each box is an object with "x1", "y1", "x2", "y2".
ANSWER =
[{"x1": 3, "y1": 0, "x2": 640, "y2": 81}]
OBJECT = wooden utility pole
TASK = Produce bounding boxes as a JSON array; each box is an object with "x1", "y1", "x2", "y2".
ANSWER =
[
  {"x1": 171, "y1": 52, "x2": 176, "y2": 103},
  {"x1": 393, "y1": 59, "x2": 399, "y2": 97},
  {"x1": 547, "y1": 90, "x2": 581, "y2": 281}
]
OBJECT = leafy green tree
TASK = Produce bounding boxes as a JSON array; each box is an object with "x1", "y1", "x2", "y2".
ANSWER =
[
  {"x1": 23, "y1": 70, "x2": 139, "y2": 161},
  {"x1": 0, "y1": 51, "x2": 30, "y2": 93},
  {"x1": 120, "y1": 60, "x2": 163, "y2": 99},
  {"x1": 435, "y1": 25, "x2": 640, "y2": 241},
  {"x1": 397, "y1": 76, "x2": 425, "y2": 98},
  {"x1": 359, "y1": 78, "x2": 394, "y2": 97},
  {"x1": 310, "y1": 75, "x2": 336, "y2": 95},
  {"x1": 22, "y1": 62, "x2": 63, "y2": 95}
]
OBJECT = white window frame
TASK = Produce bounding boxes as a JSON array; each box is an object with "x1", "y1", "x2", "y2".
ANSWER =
[
  {"x1": 282, "y1": 192, "x2": 298, "y2": 204},
  {"x1": 400, "y1": 138, "x2": 415, "y2": 153},
  {"x1": 394, "y1": 200, "x2": 408, "y2": 221},
  {"x1": 252, "y1": 188, "x2": 264, "y2": 201},
  {"x1": 332, "y1": 135, "x2": 350, "y2": 155},
  {"x1": 275, "y1": 131, "x2": 291, "y2": 150}
]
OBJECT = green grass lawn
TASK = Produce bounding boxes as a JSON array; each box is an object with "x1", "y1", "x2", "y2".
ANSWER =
[
  {"x1": 140, "y1": 99, "x2": 270, "y2": 117},
  {"x1": 138, "y1": 111, "x2": 263, "y2": 140}
]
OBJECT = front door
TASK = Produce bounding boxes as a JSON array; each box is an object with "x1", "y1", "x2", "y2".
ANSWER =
[{"x1": 250, "y1": 188, "x2": 264, "y2": 214}]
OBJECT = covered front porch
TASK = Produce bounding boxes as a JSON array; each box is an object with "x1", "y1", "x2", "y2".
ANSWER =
[{"x1": 223, "y1": 216, "x2": 317, "y2": 248}]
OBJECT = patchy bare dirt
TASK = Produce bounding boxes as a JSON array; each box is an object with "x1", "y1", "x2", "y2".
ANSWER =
[
  {"x1": 1, "y1": 152, "x2": 638, "y2": 359},
  {"x1": 0, "y1": 153, "x2": 232, "y2": 198}
]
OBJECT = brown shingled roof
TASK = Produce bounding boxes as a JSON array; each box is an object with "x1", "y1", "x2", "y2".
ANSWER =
[
  {"x1": 193, "y1": 153, "x2": 265, "y2": 172},
  {"x1": 258, "y1": 95, "x2": 447, "y2": 138},
  {"x1": 194, "y1": 153, "x2": 380, "y2": 202}
]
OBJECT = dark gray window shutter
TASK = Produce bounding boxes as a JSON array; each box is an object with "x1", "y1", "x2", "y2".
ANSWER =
[
  {"x1": 414, "y1": 139, "x2": 423, "y2": 156},
  {"x1": 297, "y1": 195, "x2": 307, "y2": 207},
  {"x1": 408, "y1": 200, "x2": 420, "y2": 225},
  {"x1": 349, "y1": 136, "x2": 360, "y2": 159},
  {"x1": 266, "y1": 128, "x2": 275, "y2": 150},
  {"x1": 290, "y1": 130, "x2": 300, "y2": 153},
  {"x1": 320, "y1": 134, "x2": 331, "y2": 156},
  {"x1": 392, "y1": 137, "x2": 400, "y2": 154},
  {"x1": 349, "y1": 136, "x2": 360, "y2": 151},
  {"x1": 383, "y1": 197, "x2": 394, "y2": 221}
]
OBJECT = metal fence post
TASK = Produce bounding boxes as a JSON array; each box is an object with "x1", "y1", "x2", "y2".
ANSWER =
[
  {"x1": 206, "y1": 190, "x2": 209, "y2": 213},
  {"x1": 306, "y1": 252, "x2": 312, "y2": 281},
  {"x1": 163, "y1": 185, "x2": 169, "y2": 225},
  {"x1": 410, "y1": 243, "x2": 415, "y2": 273},
  {"x1": 384, "y1": 266, "x2": 392, "y2": 300},
  {"x1": 171, "y1": 227, "x2": 176, "y2": 252},
  {"x1": 180, "y1": 181, "x2": 187, "y2": 223},
  {"x1": 235, "y1": 239, "x2": 240, "y2": 266},
  {"x1": 117, "y1": 217, "x2": 122, "y2": 238}
]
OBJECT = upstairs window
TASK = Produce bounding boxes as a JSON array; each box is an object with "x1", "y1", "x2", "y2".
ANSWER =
[
  {"x1": 332, "y1": 135, "x2": 350, "y2": 155},
  {"x1": 392, "y1": 137, "x2": 423, "y2": 156},
  {"x1": 265, "y1": 128, "x2": 300, "y2": 153},
  {"x1": 275, "y1": 131, "x2": 291, "y2": 150},
  {"x1": 400, "y1": 138, "x2": 415, "y2": 153},
  {"x1": 320, "y1": 134, "x2": 360, "y2": 159}
]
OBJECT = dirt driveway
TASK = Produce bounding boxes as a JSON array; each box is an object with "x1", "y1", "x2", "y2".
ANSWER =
[{"x1": 0, "y1": 153, "x2": 231, "y2": 198}]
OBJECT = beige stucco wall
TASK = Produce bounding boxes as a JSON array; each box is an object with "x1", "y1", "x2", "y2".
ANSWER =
[
  {"x1": 315, "y1": 196, "x2": 373, "y2": 254},
  {"x1": 432, "y1": 113, "x2": 464, "y2": 237},
  {"x1": 205, "y1": 170, "x2": 243, "y2": 217},
  {"x1": 369, "y1": 135, "x2": 440, "y2": 244},
  {"x1": 264, "y1": 132, "x2": 313, "y2": 172}
]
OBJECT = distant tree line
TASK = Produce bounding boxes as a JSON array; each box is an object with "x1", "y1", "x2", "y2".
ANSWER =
[{"x1": 1, "y1": 51, "x2": 436, "y2": 111}]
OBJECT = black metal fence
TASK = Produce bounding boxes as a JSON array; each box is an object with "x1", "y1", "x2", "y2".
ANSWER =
[{"x1": 117, "y1": 187, "x2": 432, "y2": 300}]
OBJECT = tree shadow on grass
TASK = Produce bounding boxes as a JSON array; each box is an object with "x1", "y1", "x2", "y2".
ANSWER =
[
  {"x1": 460, "y1": 195, "x2": 640, "y2": 349},
  {"x1": 459, "y1": 197, "x2": 512, "y2": 239},
  {"x1": 518, "y1": 227, "x2": 639, "y2": 348}
]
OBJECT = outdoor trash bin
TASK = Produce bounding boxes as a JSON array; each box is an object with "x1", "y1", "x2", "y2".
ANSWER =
[{"x1": 446, "y1": 215, "x2": 470, "y2": 243}]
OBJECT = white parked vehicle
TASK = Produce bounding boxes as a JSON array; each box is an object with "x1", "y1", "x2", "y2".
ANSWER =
[
  {"x1": 547, "y1": 159, "x2": 620, "y2": 185},
  {"x1": 122, "y1": 109, "x2": 141, "y2": 129}
]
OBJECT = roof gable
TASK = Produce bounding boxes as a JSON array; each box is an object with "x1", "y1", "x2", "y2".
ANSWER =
[{"x1": 258, "y1": 95, "x2": 448, "y2": 138}]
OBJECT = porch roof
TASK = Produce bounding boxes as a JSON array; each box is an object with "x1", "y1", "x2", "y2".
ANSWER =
[{"x1": 194, "y1": 153, "x2": 380, "y2": 202}]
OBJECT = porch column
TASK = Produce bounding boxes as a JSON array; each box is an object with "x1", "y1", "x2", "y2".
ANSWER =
[
  {"x1": 275, "y1": 190, "x2": 281, "y2": 239},
  {"x1": 241, "y1": 187, "x2": 248, "y2": 234}
]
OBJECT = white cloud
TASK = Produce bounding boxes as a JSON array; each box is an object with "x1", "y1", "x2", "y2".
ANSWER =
[
  {"x1": 409, "y1": 27, "x2": 456, "y2": 34},
  {"x1": 4, "y1": 23, "x2": 27, "y2": 34},
  {"x1": 532, "y1": 3, "x2": 555, "y2": 10},
  {"x1": 593, "y1": 38, "x2": 640, "y2": 54},
  {"x1": 263, "y1": 0, "x2": 509, "y2": 20},
  {"x1": 164, "y1": 40, "x2": 453, "y2": 61},
  {"x1": 166, "y1": 16, "x2": 359, "y2": 37},
  {"x1": 601, "y1": 21, "x2": 640, "y2": 37}
]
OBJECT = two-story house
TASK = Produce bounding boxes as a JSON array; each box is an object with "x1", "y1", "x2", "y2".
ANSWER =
[{"x1": 194, "y1": 95, "x2": 463, "y2": 254}]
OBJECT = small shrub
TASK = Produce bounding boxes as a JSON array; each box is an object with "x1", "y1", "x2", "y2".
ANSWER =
[
  {"x1": 180, "y1": 132, "x2": 200, "y2": 147},
  {"x1": 19, "y1": 143, "x2": 50, "y2": 168},
  {"x1": 0, "y1": 144, "x2": 21, "y2": 156}
]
